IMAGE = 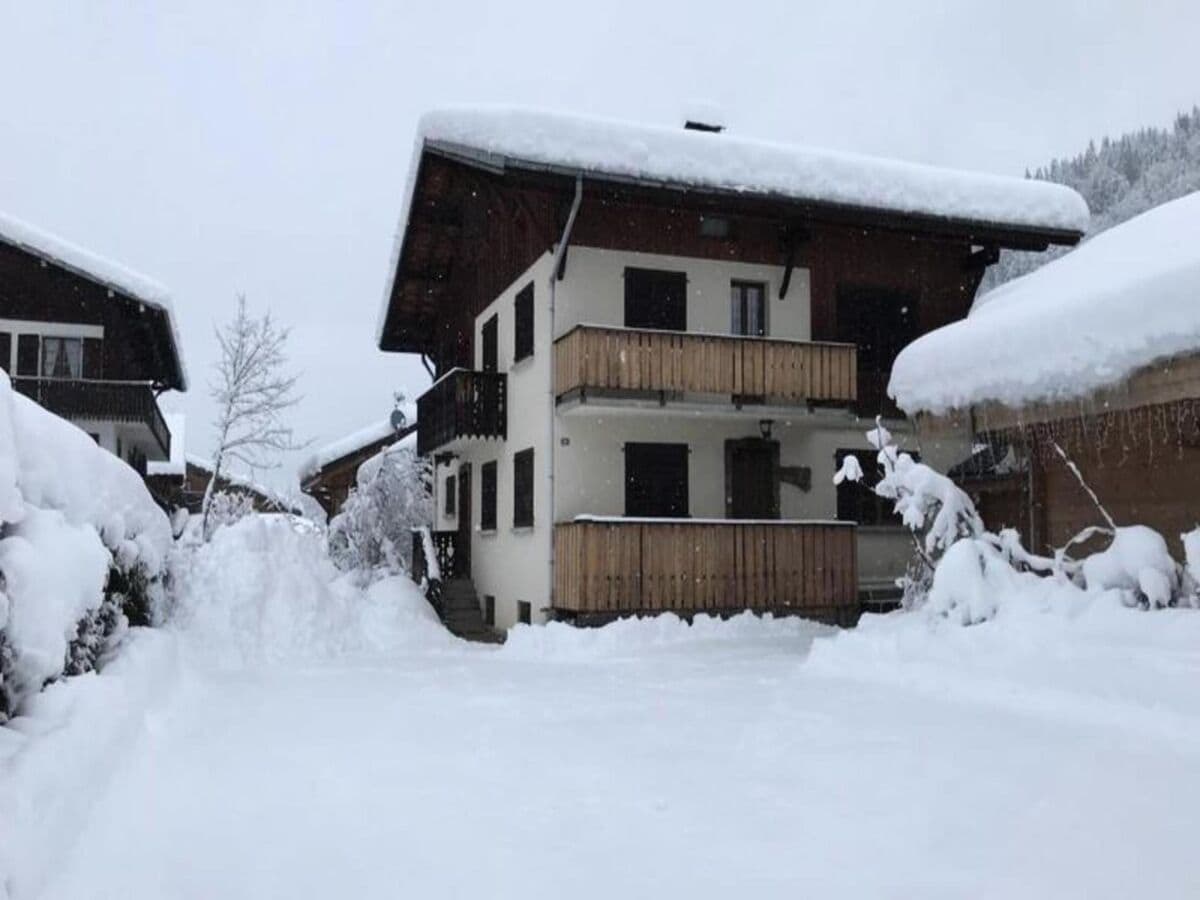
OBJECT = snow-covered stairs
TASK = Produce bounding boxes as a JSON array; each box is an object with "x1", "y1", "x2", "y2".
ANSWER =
[{"x1": 439, "y1": 578, "x2": 505, "y2": 644}]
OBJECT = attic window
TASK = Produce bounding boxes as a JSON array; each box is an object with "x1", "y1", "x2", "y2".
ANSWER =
[
  {"x1": 684, "y1": 120, "x2": 724, "y2": 133},
  {"x1": 699, "y1": 215, "x2": 731, "y2": 238}
]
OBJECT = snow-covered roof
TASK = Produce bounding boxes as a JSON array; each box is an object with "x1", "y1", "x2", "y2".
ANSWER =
[
  {"x1": 185, "y1": 454, "x2": 302, "y2": 513},
  {"x1": 299, "y1": 411, "x2": 415, "y2": 481},
  {"x1": 378, "y1": 106, "x2": 1088, "y2": 344},
  {"x1": 146, "y1": 412, "x2": 186, "y2": 477},
  {"x1": 0, "y1": 209, "x2": 188, "y2": 390},
  {"x1": 890, "y1": 191, "x2": 1200, "y2": 415}
]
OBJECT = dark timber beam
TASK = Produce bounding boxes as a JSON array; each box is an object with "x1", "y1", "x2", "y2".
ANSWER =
[
  {"x1": 778, "y1": 225, "x2": 811, "y2": 299},
  {"x1": 965, "y1": 245, "x2": 1001, "y2": 271}
]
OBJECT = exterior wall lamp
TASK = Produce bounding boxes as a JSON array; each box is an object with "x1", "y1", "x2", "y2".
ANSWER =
[{"x1": 759, "y1": 419, "x2": 775, "y2": 440}]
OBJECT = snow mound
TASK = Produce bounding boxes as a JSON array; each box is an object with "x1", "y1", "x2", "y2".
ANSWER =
[
  {"x1": 0, "y1": 371, "x2": 172, "y2": 708},
  {"x1": 0, "y1": 631, "x2": 179, "y2": 900},
  {"x1": 891, "y1": 190, "x2": 1200, "y2": 414},
  {"x1": 500, "y1": 611, "x2": 830, "y2": 661},
  {"x1": 168, "y1": 515, "x2": 452, "y2": 665}
]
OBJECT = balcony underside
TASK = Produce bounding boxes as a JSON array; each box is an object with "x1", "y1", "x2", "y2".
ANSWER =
[
  {"x1": 12, "y1": 377, "x2": 171, "y2": 458},
  {"x1": 554, "y1": 519, "x2": 858, "y2": 624}
]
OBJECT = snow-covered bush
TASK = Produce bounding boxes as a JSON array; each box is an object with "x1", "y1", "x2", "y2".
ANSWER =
[
  {"x1": 328, "y1": 441, "x2": 431, "y2": 580},
  {"x1": 202, "y1": 489, "x2": 256, "y2": 539},
  {"x1": 0, "y1": 373, "x2": 172, "y2": 720},
  {"x1": 835, "y1": 419, "x2": 1195, "y2": 621}
]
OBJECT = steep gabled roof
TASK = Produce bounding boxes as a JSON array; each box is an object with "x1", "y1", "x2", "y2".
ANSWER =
[
  {"x1": 377, "y1": 107, "x2": 1089, "y2": 352},
  {"x1": 0, "y1": 209, "x2": 188, "y2": 390},
  {"x1": 891, "y1": 191, "x2": 1200, "y2": 415}
]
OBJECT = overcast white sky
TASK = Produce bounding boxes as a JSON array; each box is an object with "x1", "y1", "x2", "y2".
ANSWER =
[{"x1": 1, "y1": 1, "x2": 1197, "y2": 492}]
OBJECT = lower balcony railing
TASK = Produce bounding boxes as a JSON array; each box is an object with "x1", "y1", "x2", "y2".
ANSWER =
[
  {"x1": 553, "y1": 518, "x2": 857, "y2": 622},
  {"x1": 12, "y1": 377, "x2": 170, "y2": 456},
  {"x1": 416, "y1": 368, "x2": 507, "y2": 456},
  {"x1": 554, "y1": 325, "x2": 858, "y2": 405}
]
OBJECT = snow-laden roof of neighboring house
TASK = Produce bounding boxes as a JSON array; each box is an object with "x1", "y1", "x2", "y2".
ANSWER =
[
  {"x1": 377, "y1": 106, "x2": 1089, "y2": 344},
  {"x1": 0, "y1": 209, "x2": 188, "y2": 390},
  {"x1": 185, "y1": 454, "x2": 302, "y2": 513},
  {"x1": 890, "y1": 191, "x2": 1200, "y2": 415},
  {"x1": 146, "y1": 412, "x2": 186, "y2": 477},
  {"x1": 299, "y1": 409, "x2": 416, "y2": 482}
]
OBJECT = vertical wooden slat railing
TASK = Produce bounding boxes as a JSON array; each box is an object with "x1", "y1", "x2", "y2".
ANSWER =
[
  {"x1": 554, "y1": 326, "x2": 857, "y2": 404},
  {"x1": 416, "y1": 369, "x2": 507, "y2": 455},
  {"x1": 553, "y1": 520, "x2": 858, "y2": 622}
]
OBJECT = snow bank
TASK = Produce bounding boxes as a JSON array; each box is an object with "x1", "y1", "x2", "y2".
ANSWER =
[
  {"x1": 806, "y1": 588, "x2": 1200, "y2": 746},
  {"x1": 500, "y1": 611, "x2": 830, "y2": 662},
  {"x1": 891, "y1": 190, "x2": 1200, "y2": 414},
  {"x1": 379, "y1": 106, "x2": 1087, "y2": 341},
  {"x1": 168, "y1": 514, "x2": 452, "y2": 665},
  {"x1": 0, "y1": 209, "x2": 187, "y2": 389},
  {"x1": 0, "y1": 372, "x2": 172, "y2": 713},
  {"x1": 0, "y1": 630, "x2": 180, "y2": 900}
]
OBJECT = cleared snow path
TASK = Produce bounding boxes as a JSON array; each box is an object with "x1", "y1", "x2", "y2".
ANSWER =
[{"x1": 29, "y1": 610, "x2": 1200, "y2": 900}]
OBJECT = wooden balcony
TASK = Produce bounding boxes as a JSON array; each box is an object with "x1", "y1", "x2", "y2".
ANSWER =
[
  {"x1": 554, "y1": 518, "x2": 858, "y2": 623},
  {"x1": 554, "y1": 325, "x2": 857, "y2": 406},
  {"x1": 12, "y1": 377, "x2": 170, "y2": 456},
  {"x1": 416, "y1": 368, "x2": 507, "y2": 456}
]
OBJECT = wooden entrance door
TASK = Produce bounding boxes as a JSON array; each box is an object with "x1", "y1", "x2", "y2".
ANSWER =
[
  {"x1": 726, "y1": 439, "x2": 780, "y2": 519},
  {"x1": 457, "y1": 462, "x2": 471, "y2": 576}
]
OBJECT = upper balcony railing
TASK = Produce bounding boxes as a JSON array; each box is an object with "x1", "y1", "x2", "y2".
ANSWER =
[
  {"x1": 12, "y1": 377, "x2": 171, "y2": 456},
  {"x1": 553, "y1": 325, "x2": 857, "y2": 406},
  {"x1": 416, "y1": 368, "x2": 508, "y2": 456}
]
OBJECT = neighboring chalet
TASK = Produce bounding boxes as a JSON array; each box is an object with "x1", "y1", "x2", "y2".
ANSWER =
[
  {"x1": 892, "y1": 191, "x2": 1200, "y2": 559},
  {"x1": 301, "y1": 416, "x2": 417, "y2": 518},
  {"x1": 377, "y1": 107, "x2": 1086, "y2": 629},
  {"x1": 0, "y1": 211, "x2": 186, "y2": 474}
]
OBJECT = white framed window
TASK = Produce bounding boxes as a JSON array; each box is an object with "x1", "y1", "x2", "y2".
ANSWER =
[
  {"x1": 41, "y1": 337, "x2": 84, "y2": 378},
  {"x1": 731, "y1": 281, "x2": 767, "y2": 337}
]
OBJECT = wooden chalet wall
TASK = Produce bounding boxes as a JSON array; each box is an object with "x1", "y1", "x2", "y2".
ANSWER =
[
  {"x1": 383, "y1": 153, "x2": 994, "y2": 378},
  {"x1": 0, "y1": 240, "x2": 177, "y2": 384}
]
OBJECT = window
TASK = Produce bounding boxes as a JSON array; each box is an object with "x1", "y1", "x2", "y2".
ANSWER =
[
  {"x1": 731, "y1": 281, "x2": 767, "y2": 337},
  {"x1": 481, "y1": 314, "x2": 498, "y2": 373},
  {"x1": 483, "y1": 595, "x2": 495, "y2": 627},
  {"x1": 517, "y1": 601, "x2": 532, "y2": 625},
  {"x1": 699, "y1": 215, "x2": 731, "y2": 238},
  {"x1": 444, "y1": 475, "x2": 457, "y2": 517},
  {"x1": 0, "y1": 333, "x2": 10, "y2": 374},
  {"x1": 625, "y1": 443, "x2": 688, "y2": 517},
  {"x1": 836, "y1": 289, "x2": 918, "y2": 414},
  {"x1": 624, "y1": 267, "x2": 687, "y2": 331},
  {"x1": 835, "y1": 449, "x2": 918, "y2": 526},
  {"x1": 16, "y1": 334, "x2": 38, "y2": 376},
  {"x1": 513, "y1": 283, "x2": 534, "y2": 362},
  {"x1": 513, "y1": 447, "x2": 534, "y2": 528},
  {"x1": 41, "y1": 336, "x2": 84, "y2": 378},
  {"x1": 480, "y1": 461, "x2": 497, "y2": 531}
]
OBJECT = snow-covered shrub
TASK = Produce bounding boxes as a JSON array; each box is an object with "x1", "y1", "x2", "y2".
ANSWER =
[
  {"x1": 0, "y1": 372, "x2": 172, "y2": 719},
  {"x1": 328, "y1": 441, "x2": 431, "y2": 580},
  {"x1": 1080, "y1": 526, "x2": 1179, "y2": 609},
  {"x1": 835, "y1": 419, "x2": 983, "y2": 607},
  {"x1": 202, "y1": 489, "x2": 256, "y2": 539}
]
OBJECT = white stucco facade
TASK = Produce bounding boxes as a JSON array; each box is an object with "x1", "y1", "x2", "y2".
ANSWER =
[{"x1": 431, "y1": 245, "x2": 925, "y2": 629}]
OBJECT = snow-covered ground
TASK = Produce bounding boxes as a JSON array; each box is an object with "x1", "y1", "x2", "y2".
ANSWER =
[{"x1": 4, "y1": 515, "x2": 1200, "y2": 900}]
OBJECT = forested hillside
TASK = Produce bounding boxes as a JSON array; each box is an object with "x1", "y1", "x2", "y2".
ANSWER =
[{"x1": 982, "y1": 106, "x2": 1200, "y2": 293}]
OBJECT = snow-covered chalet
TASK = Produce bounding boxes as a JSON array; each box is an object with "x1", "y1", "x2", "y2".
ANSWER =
[
  {"x1": 0, "y1": 211, "x2": 185, "y2": 477},
  {"x1": 892, "y1": 191, "x2": 1200, "y2": 560},
  {"x1": 376, "y1": 107, "x2": 1087, "y2": 629}
]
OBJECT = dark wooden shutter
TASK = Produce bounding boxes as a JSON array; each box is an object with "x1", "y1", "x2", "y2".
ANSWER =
[
  {"x1": 513, "y1": 447, "x2": 534, "y2": 527},
  {"x1": 444, "y1": 475, "x2": 457, "y2": 516},
  {"x1": 481, "y1": 315, "x2": 498, "y2": 372},
  {"x1": 624, "y1": 443, "x2": 689, "y2": 517},
  {"x1": 16, "y1": 334, "x2": 39, "y2": 376},
  {"x1": 624, "y1": 268, "x2": 687, "y2": 331},
  {"x1": 0, "y1": 332, "x2": 10, "y2": 374},
  {"x1": 83, "y1": 337, "x2": 103, "y2": 379},
  {"x1": 513, "y1": 283, "x2": 534, "y2": 362},
  {"x1": 480, "y1": 461, "x2": 498, "y2": 531}
]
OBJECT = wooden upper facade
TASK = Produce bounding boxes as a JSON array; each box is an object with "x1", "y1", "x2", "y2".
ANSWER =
[
  {"x1": 0, "y1": 222, "x2": 185, "y2": 466},
  {"x1": 378, "y1": 141, "x2": 1082, "y2": 385}
]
